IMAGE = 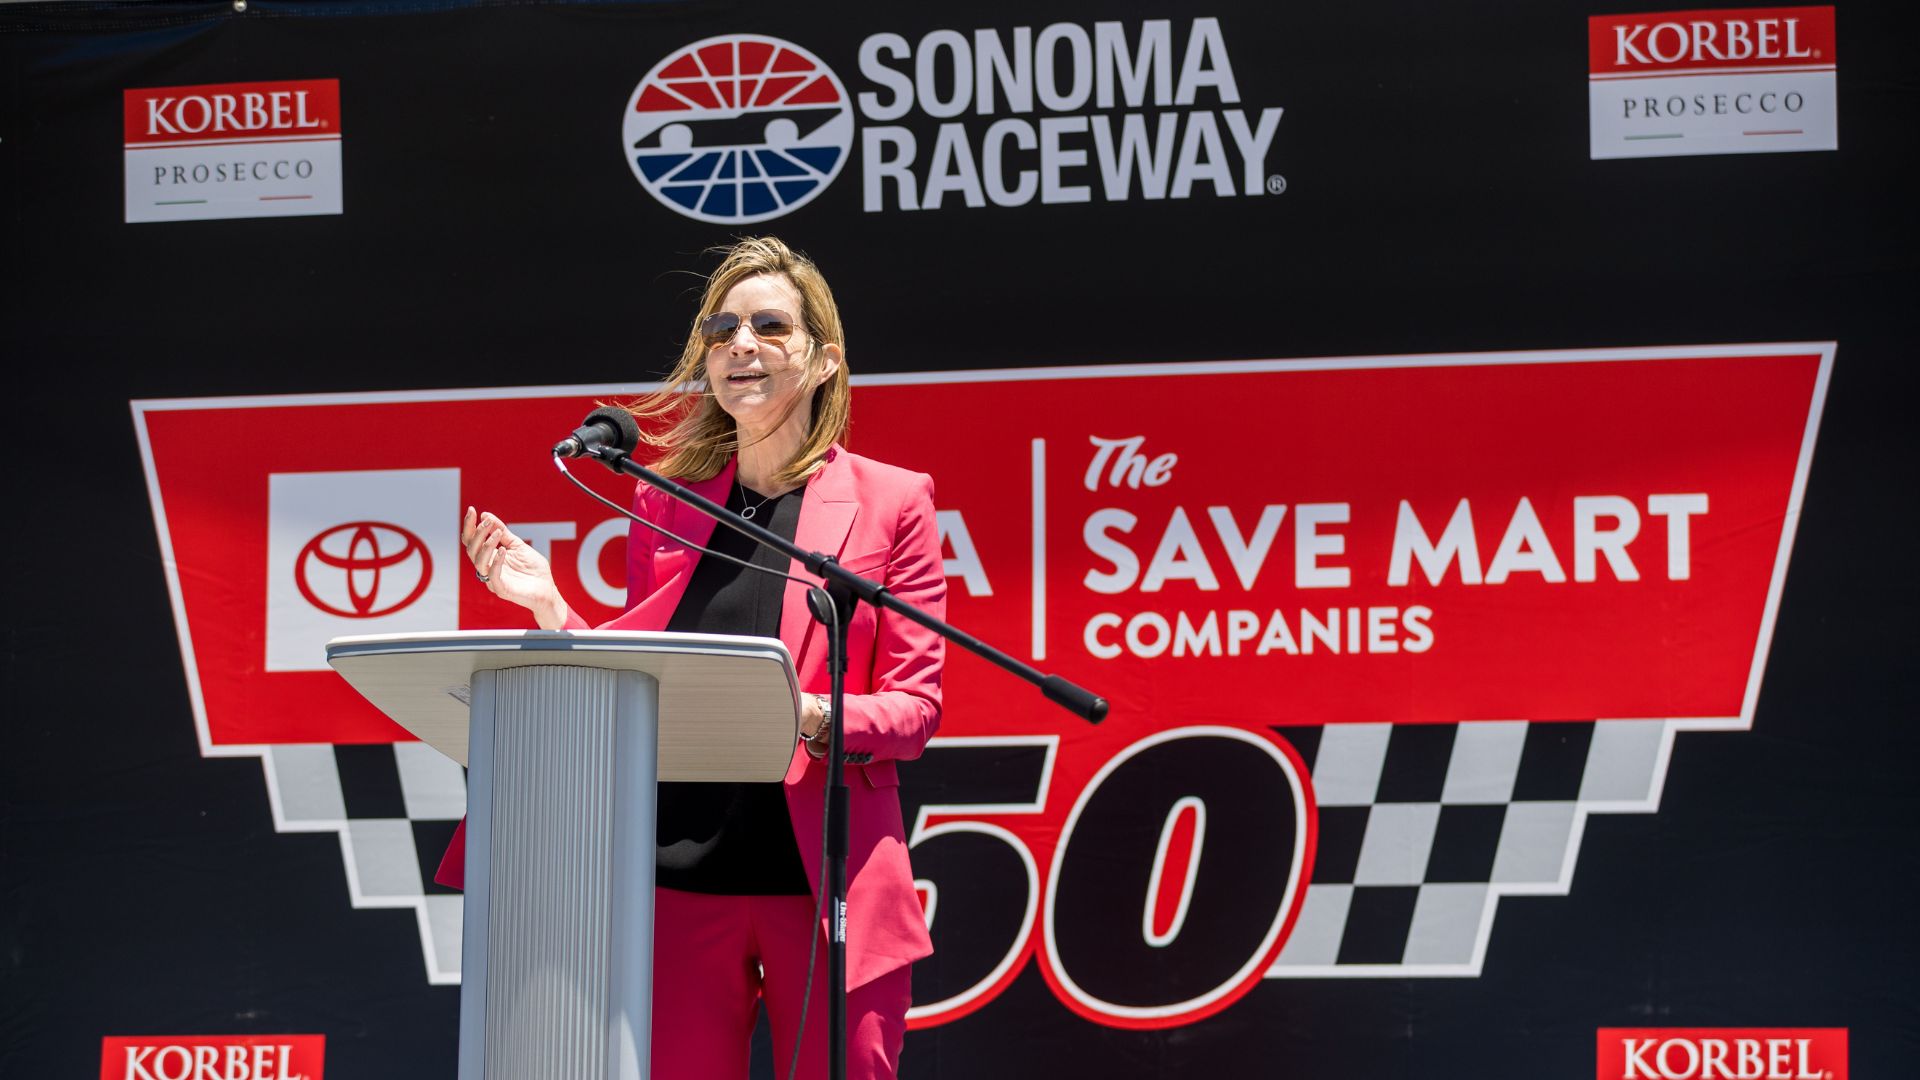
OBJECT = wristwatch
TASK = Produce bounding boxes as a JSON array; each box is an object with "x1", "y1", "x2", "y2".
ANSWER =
[{"x1": 804, "y1": 693, "x2": 834, "y2": 753}]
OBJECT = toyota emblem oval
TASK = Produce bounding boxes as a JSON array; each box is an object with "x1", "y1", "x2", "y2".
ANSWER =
[{"x1": 293, "y1": 521, "x2": 434, "y2": 618}]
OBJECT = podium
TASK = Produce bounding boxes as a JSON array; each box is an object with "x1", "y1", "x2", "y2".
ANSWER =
[{"x1": 326, "y1": 630, "x2": 802, "y2": 1080}]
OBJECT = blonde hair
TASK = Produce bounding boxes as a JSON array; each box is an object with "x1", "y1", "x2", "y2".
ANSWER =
[{"x1": 624, "y1": 237, "x2": 850, "y2": 488}]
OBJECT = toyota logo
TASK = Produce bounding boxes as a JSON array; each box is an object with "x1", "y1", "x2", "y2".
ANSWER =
[{"x1": 293, "y1": 521, "x2": 434, "y2": 618}]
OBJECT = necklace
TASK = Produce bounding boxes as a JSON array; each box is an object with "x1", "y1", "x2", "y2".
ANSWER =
[{"x1": 737, "y1": 482, "x2": 780, "y2": 521}]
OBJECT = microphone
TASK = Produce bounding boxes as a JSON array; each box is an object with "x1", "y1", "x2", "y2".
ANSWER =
[{"x1": 553, "y1": 406, "x2": 642, "y2": 459}]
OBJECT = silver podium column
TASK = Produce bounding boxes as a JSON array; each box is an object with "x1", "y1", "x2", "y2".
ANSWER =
[{"x1": 458, "y1": 666, "x2": 660, "y2": 1080}]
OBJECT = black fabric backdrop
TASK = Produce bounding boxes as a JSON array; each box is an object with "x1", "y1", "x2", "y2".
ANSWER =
[{"x1": 3, "y1": 1, "x2": 1916, "y2": 1076}]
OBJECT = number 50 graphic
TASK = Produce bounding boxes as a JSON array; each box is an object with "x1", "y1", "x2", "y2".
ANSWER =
[{"x1": 901, "y1": 728, "x2": 1315, "y2": 1030}]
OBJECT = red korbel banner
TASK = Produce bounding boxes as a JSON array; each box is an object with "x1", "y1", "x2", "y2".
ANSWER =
[
  {"x1": 135, "y1": 343, "x2": 1831, "y2": 1025},
  {"x1": 99, "y1": 1034, "x2": 325, "y2": 1080},
  {"x1": 1595, "y1": 1028, "x2": 1847, "y2": 1080}
]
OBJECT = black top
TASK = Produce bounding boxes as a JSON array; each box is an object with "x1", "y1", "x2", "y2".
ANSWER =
[{"x1": 654, "y1": 479, "x2": 811, "y2": 895}]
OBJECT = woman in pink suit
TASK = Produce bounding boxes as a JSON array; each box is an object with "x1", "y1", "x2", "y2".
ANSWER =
[{"x1": 441, "y1": 236, "x2": 943, "y2": 1080}]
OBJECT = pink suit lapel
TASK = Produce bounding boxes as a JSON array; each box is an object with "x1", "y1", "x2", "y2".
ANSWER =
[{"x1": 778, "y1": 447, "x2": 860, "y2": 684}]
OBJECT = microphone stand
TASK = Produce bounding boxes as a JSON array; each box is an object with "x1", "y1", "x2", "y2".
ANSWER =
[{"x1": 585, "y1": 444, "x2": 1106, "y2": 1080}]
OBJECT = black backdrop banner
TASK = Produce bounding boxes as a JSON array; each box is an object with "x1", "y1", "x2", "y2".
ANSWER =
[{"x1": 3, "y1": 2, "x2": 1916, "y2": 1078}]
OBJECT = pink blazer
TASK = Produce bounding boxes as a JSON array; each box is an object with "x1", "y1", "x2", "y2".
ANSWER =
[{"x1": 437, "y1": 445, "x2": 945, "y2": 989}]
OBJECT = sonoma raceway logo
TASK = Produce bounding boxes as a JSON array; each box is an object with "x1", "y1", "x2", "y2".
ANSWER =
[
  {"x1": 624, "y1": 35, "x2": 853, "y2": 223},
  {"x1": 622, "y1": 19, "x2": 1286, "y2": 223}
]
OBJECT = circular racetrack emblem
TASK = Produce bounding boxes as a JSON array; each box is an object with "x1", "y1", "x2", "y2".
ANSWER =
[{"x1": 623, "y1": 35, "x2": 854, "y2": 224}]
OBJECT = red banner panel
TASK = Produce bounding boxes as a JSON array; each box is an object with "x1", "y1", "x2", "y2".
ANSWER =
[
  {"x1": 133, "y1": 343, "x2": 1831, "y2": 1023},
  {"x1": 135, "y1": 345, "x2": 1828, "y2": 747}
]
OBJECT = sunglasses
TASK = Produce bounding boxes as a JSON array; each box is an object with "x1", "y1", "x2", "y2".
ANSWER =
[{"x1": 698, "y1": 308, "x2": 798, "y2": 350}]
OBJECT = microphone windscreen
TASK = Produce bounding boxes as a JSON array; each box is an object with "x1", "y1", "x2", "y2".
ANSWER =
[{"x1": 584, "y1": 405, "x2": 642, "y2": 454}]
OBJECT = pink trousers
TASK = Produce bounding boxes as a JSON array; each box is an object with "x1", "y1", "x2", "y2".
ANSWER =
[{"x1": 650, "y1": 886, "x2": 911, "y2": 1080}]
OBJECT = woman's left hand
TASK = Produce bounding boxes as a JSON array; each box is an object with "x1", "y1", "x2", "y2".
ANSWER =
[{"x1": 799, "y1": 693, "x2": 826, "y2": 740}]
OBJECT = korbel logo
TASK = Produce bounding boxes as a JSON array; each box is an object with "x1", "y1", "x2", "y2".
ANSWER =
[
  {"x1": 125, "y1": 80, "x2": 340, "y2": 146},
  {"x1": 1610, "y1": 14, "x2": 1817, "y2": 67},
  {"x1": 294, "y1": 521, "x2": 434, "y2": 618},
  {"x1": 142, "y1": 89, "x2": 325, "y2": 138},
  {"x1": 99, "y1": 1034, "x2": 325, "y2": 1080},
  {"x1": 1597, "y1": 1028, "x2": 1848, "y2": 1080}
]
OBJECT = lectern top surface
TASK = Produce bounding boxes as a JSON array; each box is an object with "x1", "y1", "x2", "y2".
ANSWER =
[
  {"x1": 324, "y1": 630, "x2": 800, "y2": 780},
  {"x1": 327, "y1": 628, "x2": 794, "y2": 659}
]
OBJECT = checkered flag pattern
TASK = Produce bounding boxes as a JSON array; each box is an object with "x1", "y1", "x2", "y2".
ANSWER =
[
  {"x1": 262, "y1": 742, "x2": 468, "y2": 984},
  {"x1": 1266, "y1": 719, "x2": 1674, "y2": 976},
  {"x1": 257, "y1": 718, "x2": 1675, "y2": 985}
]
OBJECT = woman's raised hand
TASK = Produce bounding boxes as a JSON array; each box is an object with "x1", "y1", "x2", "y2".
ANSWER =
[{"x1": 464, "y1": 506, "x2": 569, "y2": 628}]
